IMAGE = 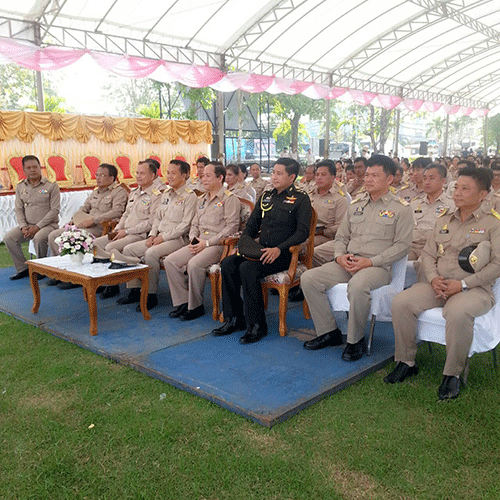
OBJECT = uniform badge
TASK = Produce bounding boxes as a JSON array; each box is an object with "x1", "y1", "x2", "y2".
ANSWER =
[
  {"x1": 379, "y1": 210, "x2": 394, "y2": 218},
  {"x1": 38, "y1": 189, "x2": 48, "y2": 194},
  {"x1": 414, "y1": 206, "x2": 422, "y2": 214},
  {"x1": 436, "y1": 206, "x2": 448, "y2": 217},
  {"x1": 325, "y1": 199, "x2": 335, "y2": 204},
  {"x1": 215, "y1": 201, "x2": 223, "y2": 207},
  {"x1": 438, "y1": 243, "x2": 445, "y2": 255},
  {"x1": 284, "y1": 195, "x2": 297, "y2": 204},
  {"x1": 162, "y1": 198, "x2": 170, "y2": 205},
  {"x1": 141, "y1": 199, "x2": 149, "y2": 206},
  {"x1": 469, "y1": 228, "x2": 485, "y2": 234},
  {"x1": 439, "y1": 224, "x2": 449, "y2": 234},
  {"x1": 152, "y1": 188, "x2": 161, "y2": 196},
  {"x1": 353, "y1": 206, "x2": 364, "y2": 215}
]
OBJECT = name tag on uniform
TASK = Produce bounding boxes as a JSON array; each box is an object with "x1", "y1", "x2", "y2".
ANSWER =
[
  {"x1": 439, "y1": 224, "x2": 449, "y2": 234},
  {"x1": 379, "y1": 210, "x2": 394, "y2": 218},
  {"x1": 414, "y1": 208, "x2": 422, "y2": 213}
]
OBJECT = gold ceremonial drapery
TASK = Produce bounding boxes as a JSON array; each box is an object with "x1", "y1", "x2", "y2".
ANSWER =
[{"x1": 0, "y1": 111, "x2": 213, "y2": 145}]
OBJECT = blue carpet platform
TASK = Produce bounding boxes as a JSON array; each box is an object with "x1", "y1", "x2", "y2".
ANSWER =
[{"x1": 0, "y1": 266, "x2": 396, "y2": 426}]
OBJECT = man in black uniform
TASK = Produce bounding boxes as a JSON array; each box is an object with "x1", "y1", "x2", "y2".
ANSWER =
[{"x1": 211, "y1": 158, "x2": 312, "y2": 344}]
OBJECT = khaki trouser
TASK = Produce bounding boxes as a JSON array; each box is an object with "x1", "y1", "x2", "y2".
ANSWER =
[
  {"x1": 48, "y1": 225, "x2": 103, "y2": 256},
  {"x1": 392, "y1": 283, "x2": 493, "y2": 376},
  {"x1": 4, "y1": 225, "x2": 56, "y2": 272},
  {"x1": 312, "y1": 239, "x2": 336, "y2": 267},
  {"x1": 301, "y1": 262, "x2": 391, "y2": 343},
  {"x1": 93, "y1": 234, "x2": 143, "y2": 254},
  {"x1": 123, "y1": 238, "x2": 186, "y2": 293},
  {"x1": 163, "y1": 245, "x2": 223, "y2": 309}
]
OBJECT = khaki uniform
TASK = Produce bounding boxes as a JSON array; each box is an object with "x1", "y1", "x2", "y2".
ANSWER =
[
  {"x1": 4, "y1": 177, "x2": 60, "y2": 271},
  {"x1": 392, "y1": 205, "x2": 500, "y2": 376},
  {"x1": 483, "y1": 189, "x2": 500, "y2": 212},
  {"x1": 48, "y1": 182, "x2": 128, "y2": 255},
  {"x1": 409, "y1": 191, "x2": 454, "y2": 260},
  {"x1": 301, "y1": 191, "x2": 413, "y2": 343},
  {"x1": 152, "y1": 176, "x2": 167, "y2": 193},
  {"x1": 123, "y1": 184, "x2": 198, "y2": 293},
  {"x1": 249, "y1": 177, "x2": 269, "y2": 200},
  {"x1": 391, "y1": 183, "x2": 410, "y2": 198},
  {"x1": 404, "y1": 185, "x2": 424, "y2": 202},
  {"x1": 346, "y1": 178, "x2": 366, "y2": 198},
  {"x1": 187, "y1": 177, "x2": 205, "y2": 193},
  {"x1": 300, "y1": 179, "x2": 316, "y2": 195},
  {"x1": 93, "y1": 184, "x2": 162, "y2": 253},
  {"x1": 164, "y1": 187, "x2": 241, "y2": 309},
  {"x1": 310, "y1": 186, "x2": 349, "y2": 266},
  {"x1": 228, "y1": 181, "x2": 254, "y2": 202}
]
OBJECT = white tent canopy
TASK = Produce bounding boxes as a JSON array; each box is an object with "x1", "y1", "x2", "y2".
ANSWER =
[{"x1": 0, "y1": 0, "x2": 498, "y2": 113}]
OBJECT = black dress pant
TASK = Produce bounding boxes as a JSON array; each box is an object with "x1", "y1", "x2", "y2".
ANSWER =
[{"x1": 220, "y1": 252, "x2": 291, "y2": 326}]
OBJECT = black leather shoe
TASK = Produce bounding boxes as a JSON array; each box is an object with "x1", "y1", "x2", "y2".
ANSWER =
[
  {"x1": 384, "y1": 362, "x2": 419, "y2": 384},
  {"x1": 438, "y1": 375, "x2": 460, "y2": 400},
  {"x1": 47, "y1": 278, "x2": 61, "y2": 286},
  {"x1": 212, "y1": 316, "x2": 246, "y2": 336},
  {"x1": 168, "y1": 303, "x2": 188, "y2": 318},
  {"x1": 9, "y1": 269, "x2": 29, "y2": 281},
  {"x1": 179, "y1": 304, "x2": 205, "y2": 321},
  {"x1": 136, "y1": 294, "x2": 158, "y2": 312},
  {"x1": 341, "y1": 338, "x2": 366, "y2": 361},
  {"x1": 239, "y1": 323, "x2": 268, "y2": 344},
  {"x1": 117, "y1": 288, "x2": 141, "y2": 305},
  {"x1": 100, "y1": 285, "x2": 120, "y2": 299},
  {"x1": 303, "y1": 328, "x2": 343, "y2": 350},
  {"x1": 57, "y1": 282, "x2": 82, "y2": 290}
]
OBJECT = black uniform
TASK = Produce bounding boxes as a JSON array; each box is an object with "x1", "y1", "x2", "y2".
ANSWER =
[{"x1": 220, "y1": 184, "x2": 312, "y2": 327}]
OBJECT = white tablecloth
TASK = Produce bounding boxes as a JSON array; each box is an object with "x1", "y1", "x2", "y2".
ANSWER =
[
  {"x1": 30, "y1": 254, "x2": 147, "y2": 277},
  {"x1": 0, "y1": 190, "x2": 91, "y2": 243}
]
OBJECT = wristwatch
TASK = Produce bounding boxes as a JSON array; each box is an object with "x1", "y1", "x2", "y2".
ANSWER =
[
  {"x1": 461, "y1": 279, "x2": 468, "y2": 291},
  {"x1": 206, "y1": 240, "x2": 209, "y2": 247}
]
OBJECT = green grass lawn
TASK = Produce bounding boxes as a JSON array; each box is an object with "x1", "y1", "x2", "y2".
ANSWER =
[{"x1": 1, "y1": 243, "x2": 499, "y2": 499}]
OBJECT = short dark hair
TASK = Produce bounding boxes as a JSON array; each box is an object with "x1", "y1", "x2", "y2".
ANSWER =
[
  {"x1": 238, "y1": 163, "x2": 247, "y2": 177},
  {"x1": 412, "y1": 157, "x2": 432, "y2": 170},
  {"x1": 99, "y1": 163, "x2": 118, "y2": 181},
  {"x1": 145, "y1": 158, "x2": 161, "y2": 171},
  {"x1": 491, "y1": 163, "x2": 500, "y2": 172},
  {"x1": 139, "y1": 159, "x2": 158, "y2": 175},
  {"x1": 345, "y1": 164, "x2": 355, "y2": 173},
  {"x1": 458, "y1": 167, "x2": 491, "y2": 192},
  {"x1": 316, "y1": 159, "x2": 337, "y2": 176},
  {"x1": 353, "y1": 157, "x2": 367, "y2": 166},
  {"x1": 226, "y1": 164, "x2": 240, "y2": 176},
  {"x1": 196, "y1": 156, "x2": 210, "y2": 166},
  {"x1": 395, "y1": 165, "x2": 404, "y2": 175},
  {"x1": 366, "y1": 154, "x2": 396, "y2": 176},
  {"x1": 458, "y1": 160, "x2": 476, "y2": 169},
  {"x1": 401, "y1": 157, "x2": 410, "y2": 168},
  {"x1": 482, "y1": 156, "x2": 491, "y2": 167},
  {"x1": 251, "y1": 163, "x2": 261, "y2": 170},
  {"x1": 275, "y1": 157, "x2": 300, "y2": 180},
  {"x1": 208, "y1": 161, "x2": 226, "y2": 183},
  {"x1": 424, "y1": 163, "x2": 447, "y2": 179},
  {"x1": 22, "y1": 155, "x2": 41, "y2": 167},
  {"x1": 169, "y1": 159, "x2": 190, "y2": 177}
]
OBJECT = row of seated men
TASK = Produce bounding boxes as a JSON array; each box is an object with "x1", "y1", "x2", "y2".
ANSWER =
[{"x1": 5, "y1": 154, "x2": 500, "y2": 401}]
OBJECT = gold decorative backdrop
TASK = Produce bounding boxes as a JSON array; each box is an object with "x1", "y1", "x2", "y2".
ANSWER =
[{"x1": 0, "y1": 111, "x2": 212, "y2": 189}]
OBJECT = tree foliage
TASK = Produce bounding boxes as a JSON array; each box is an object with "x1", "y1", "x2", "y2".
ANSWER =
[{"x1": 487, "y1": 114, "x2": 500, "y2": 154}]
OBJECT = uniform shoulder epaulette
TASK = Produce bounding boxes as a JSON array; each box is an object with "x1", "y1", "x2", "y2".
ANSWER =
[
  {"x1": 338, "y1": 188, "x2": 345, "y2": 196},
  {"x1": 399, "y1": 184, "x2": 410, "y2": 190},
  {"x1": 295, "y1": 186, "x2": 308, "y2": 194},
  {"x1": 225, "y1": 189, "x2": 233, "y2": 196},
  {"x1": 491, "y1": 208, "x2": 500, "y2": 220},
  {"x1": 389, "y1": 186, "x2": 397, "y2": 194},
  {"x1": 185, "y1": 187, "x2": 194, "y2": 193},
  {"x1": 398, "y1": 197, "x2": 409, "y2": 206},
  {"x1": 350, "y1": 197, "x2": 363, "y2": 204},
  {"x1": 494, "y1": 192, "x2": 500, "y2": 198},
  {"x1": 409, "y1": 195, "x2": 421, "y2": 203},
  {"x1": 152, "y1": 188, "x2": 161, "y2": 196}
]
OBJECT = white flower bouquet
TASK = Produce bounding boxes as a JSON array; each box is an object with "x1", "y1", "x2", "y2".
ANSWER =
[{"x1": 54, "y1": 224, "x2": 95, "y2": 256}]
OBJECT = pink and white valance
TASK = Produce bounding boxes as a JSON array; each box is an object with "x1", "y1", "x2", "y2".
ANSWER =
[{"x1": 0, "y1": 37, "x2": 489, "y2": 116}]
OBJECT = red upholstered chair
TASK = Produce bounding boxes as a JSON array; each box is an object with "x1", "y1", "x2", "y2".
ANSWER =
[
  {"x1": 6, "y1": 155, "x2": 25, "y2": 186},
  {"x1": 115, "y1": 154, "x2": 134, "y2": 185},
  {"x1": 82, "y1": 155, "x2": 101, "y2": 186},
  {"x1": 45, "y1": 154, "x2": 73, "y2": 187},
  {"x1": 148, "y1": 155, "x2": 163, "y2": 178}
]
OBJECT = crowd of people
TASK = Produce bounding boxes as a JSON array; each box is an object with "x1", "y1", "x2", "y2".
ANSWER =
[{"x1": 5, "y1": 150, "x2": 500, "y2": 400}]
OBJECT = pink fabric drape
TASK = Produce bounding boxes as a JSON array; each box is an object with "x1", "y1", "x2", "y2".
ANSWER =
[{"x1": 0, "y1": 37, "x2": 489, "y2": 116}]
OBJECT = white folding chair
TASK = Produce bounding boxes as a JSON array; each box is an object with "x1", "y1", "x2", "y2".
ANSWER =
[
  {"x1": 416, "y1": 277, "x2": 500, "y2": 382},
  {"x1": 326, "y1": 255, "x2": 408, "y2": 355}
]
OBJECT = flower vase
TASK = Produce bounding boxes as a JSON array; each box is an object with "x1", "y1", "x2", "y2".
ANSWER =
[{"x1": 69, "y1": 253, "x2": 85, "y2": 266}]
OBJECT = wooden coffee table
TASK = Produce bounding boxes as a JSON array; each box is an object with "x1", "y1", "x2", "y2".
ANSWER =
[{"x1": 27, "y1": 255, "x2": 151, "y2": 336}]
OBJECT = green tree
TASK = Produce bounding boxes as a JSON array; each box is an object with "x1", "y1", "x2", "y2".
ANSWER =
[
  {"x1": 487, "y1": 114, "x2": 500, "y2": 154},
  {"x1": 0, "y1": 64, "x2": 60, "y2": 110},
  {"x1": 26, "y1": 95, "x2": 73, "y2": 113}
]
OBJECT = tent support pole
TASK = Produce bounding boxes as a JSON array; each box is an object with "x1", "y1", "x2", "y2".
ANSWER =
[{"x1": 443, "y1": 113, "x2": 450, "y2": 156}]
